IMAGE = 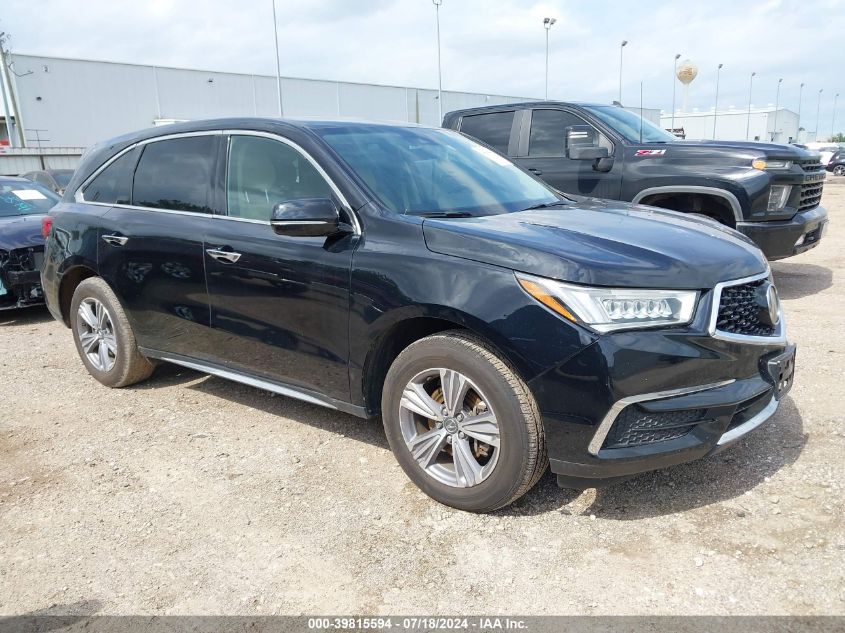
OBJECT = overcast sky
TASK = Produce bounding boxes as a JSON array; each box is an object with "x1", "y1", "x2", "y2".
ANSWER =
[{"x1": 1, "y1": 0, "x2": 843, "y2": 134}]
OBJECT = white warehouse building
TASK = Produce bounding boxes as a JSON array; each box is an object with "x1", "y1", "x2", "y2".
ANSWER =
[
  {"x1": 4, "y1": 54, "x2": 537, "y2": 149},
  {"x1": 660, "y1": 106, "x2": 804, "y2": 143},
  {"x1": 4, "y1": 53, "x2": 666, "y2": 152}
]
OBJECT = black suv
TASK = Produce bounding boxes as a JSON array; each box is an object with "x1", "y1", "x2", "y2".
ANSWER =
[
  {"x1": 42, "y1": 119, "x2": 794, "y2": 512},
  {"x1": 444, "y1": 102, "x2": 828, "y2": 260}
]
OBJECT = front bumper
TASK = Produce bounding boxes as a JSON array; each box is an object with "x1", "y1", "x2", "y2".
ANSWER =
[
  {"x1": 528, "y1": 305, "x2": 792, "y2": 488},
  {"x1": 0, "y1": 260, "x2": 45, "y2": 311},
  {"x1": 737, "y1": 205, "x2": 828, "y2": 260}
]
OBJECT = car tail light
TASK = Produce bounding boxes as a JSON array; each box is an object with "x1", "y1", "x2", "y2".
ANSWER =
[{"x1": 41, "y1": 216, "x2": 53, "y2": 239}]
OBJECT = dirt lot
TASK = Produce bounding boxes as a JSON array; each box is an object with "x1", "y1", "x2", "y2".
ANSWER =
[{"x1": 1, "y1": 183, "x2": 843, "y2": 617}]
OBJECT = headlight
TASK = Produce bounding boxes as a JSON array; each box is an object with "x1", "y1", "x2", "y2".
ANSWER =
[
  {"x1": 767, "y1": 185, "x2": 791, "y2": 211},
  {"x1": 752, "y1": 158, "x2": 792, "y2": 170},
  {"x1": 516, "y1": 273, "x2": 699, "y2": 333}
]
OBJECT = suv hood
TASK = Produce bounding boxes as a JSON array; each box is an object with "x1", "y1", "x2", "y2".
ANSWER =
[
  {"x1": 422, "y1": 199, "x2": 767, "y2": 289},
  {"x1": 0, "y1": 214, "x2": 46, "y2": 250}
]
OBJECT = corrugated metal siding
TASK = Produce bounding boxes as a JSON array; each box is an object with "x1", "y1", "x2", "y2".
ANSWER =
[
  {"x1": 0, "y1": 148, "x2": 84, "y2": 175},
  {"x1": 10, "y1": 54, "x2": 535, "y2": 147}
]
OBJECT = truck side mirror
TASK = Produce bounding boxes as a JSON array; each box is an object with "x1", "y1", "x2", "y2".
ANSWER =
[{"x1": 566, "y1": 125, "x2": 610, "y2": 161}]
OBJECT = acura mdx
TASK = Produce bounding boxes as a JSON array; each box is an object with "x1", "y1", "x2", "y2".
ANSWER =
[{"x1": 41, "y1": 118, "x2": 795, "y2": 511}]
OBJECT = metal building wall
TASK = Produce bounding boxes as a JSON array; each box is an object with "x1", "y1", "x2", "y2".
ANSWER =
[{"x1": 9, "y1": 54, "x2": 534, "y2": 147}]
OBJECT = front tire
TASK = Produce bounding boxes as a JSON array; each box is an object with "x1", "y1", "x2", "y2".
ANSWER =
[
  {"x1": 382, "y1": 330, "x2": 547, "y2": 512},
  {"x1": 833, "y1": 165, "x2": 845, "y2": 177},
  {"x1": 70, "y1": 277, "x2": 155, "y2": 388}
]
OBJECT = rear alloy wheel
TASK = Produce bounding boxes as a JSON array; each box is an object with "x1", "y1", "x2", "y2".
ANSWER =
[
  {"x1": 382, "y1": 330, "x2": 547, "y2": 512},
  {"x1": 70, "y1": 277, "x2": 155, "y2": 388}
]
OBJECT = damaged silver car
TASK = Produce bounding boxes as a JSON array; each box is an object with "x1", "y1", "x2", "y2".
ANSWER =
[{"x1": 0, "y1": 177, "x2": 60, "y2": 310}]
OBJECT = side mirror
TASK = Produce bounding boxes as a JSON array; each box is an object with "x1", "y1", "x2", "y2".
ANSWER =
[
  {"x1": 271, "y1": 198, "x2": 342, "y2": 237},
  {"x1": 566, "y1": 125, "x2": 610, "y2": 160}
]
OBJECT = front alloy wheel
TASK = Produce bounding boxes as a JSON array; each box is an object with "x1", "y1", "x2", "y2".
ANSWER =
[
  {"x1": 383, "y1": 330, "x2": 547, "y2": 512},
  {"x1": 399, "y1": 368, "x2": 500, "y2": 488},
  {"x1": 833, "y1": 165, "x2": 845, "y2": 177}
]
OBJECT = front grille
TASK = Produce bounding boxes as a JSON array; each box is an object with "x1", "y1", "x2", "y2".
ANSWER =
[
  {"x1": 602, "y1": 406, "x2": 709, "y2": 450},
  {"x1": 9, "y1": 246, "x2": 44, "y2": 271},
  {"x1": 716, "y1": 279, "x2": 775, "y2": 337},
  {"x1": 798, "y1": 158, "x2": 824, "y2": 173},
  {"x1": 797, "y1": 158, "x2": 825, "y2": 211}
]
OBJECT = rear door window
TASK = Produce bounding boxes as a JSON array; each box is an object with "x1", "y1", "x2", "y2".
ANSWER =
[
  {"x1": 82, "y1": 147, "x2": 140, "y2": 204},
  {"x1": 132, "y1": 136, "x2": 217, "y2": 213},
  {"x1": 459, "y1": 111, "x2": 515, "y2": 154}
]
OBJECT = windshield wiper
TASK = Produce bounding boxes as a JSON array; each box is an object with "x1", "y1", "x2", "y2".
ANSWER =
[
  {"x1": 521, "y1": 201, "x2": 570, "y2": 211},
  {"x1": 404, "y1": 211, "x2": 474, "y2": 218}
]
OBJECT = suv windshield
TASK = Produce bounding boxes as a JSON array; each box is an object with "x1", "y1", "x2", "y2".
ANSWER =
[
  {"x1": 317, "y1": 126, "x2": 561, "y2": 216},
  {"x1": 0, "y1": 181, "x2": 61, "y2": 217},
  {"x1": 583, "y1": 105, "x2": 677, "y2": 144}
]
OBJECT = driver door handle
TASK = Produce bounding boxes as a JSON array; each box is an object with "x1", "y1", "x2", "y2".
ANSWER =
[
  {"x1": 528, "y1": 167, "x2": 543, "y2": 175},
  {"x1": 206, "y1": 248, "x2": 242, "y2": 263}
]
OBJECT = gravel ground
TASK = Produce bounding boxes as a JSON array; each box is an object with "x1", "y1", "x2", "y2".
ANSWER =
[{"x1": 1, "y1": 183, "x2": 843, "y2": 616}]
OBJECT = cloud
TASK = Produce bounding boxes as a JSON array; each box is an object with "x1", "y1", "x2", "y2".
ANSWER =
[{"x1": 1, "y1": 0, "x2": 842, "y2": 133}]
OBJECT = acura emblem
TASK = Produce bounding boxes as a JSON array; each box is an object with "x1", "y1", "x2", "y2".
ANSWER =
[
  {"x1": 766, "y1": 284, "x2": 780, "y2": 325},
  {"x1": 756, "y1": 282, "x2": 780, "y2": 327}
]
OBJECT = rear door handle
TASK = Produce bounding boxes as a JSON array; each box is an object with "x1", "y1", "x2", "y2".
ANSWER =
[
  {"x1": 206, "y1": 248, "x2": 242, "y2": 263},
  {"x1": 528, "y1": 168, "x2": 543, "y2": 175},
  {"x1": 101, "y1": 234, "x2": 128, "y2": 246}
]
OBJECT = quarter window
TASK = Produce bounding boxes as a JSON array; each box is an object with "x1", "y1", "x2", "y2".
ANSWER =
[
  {"x1": 132, "y1": 136, "x2": 217, "y2": 213},
  {"x1": 226, "y1": 135, "x2": 332, "y2": 221},
  {"x1": 459, "y1": 111, "x2": 515, "y2": 155},
  {"x1": 82, "y1": 147, "x2": 140, "y2": 204}
]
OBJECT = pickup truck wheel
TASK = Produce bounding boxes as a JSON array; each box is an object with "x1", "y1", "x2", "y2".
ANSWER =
[
  {"x1": 70, "y1": 277, "x2": 155, "y2": 388},
  {"x1": 382, "y1": 330, "x2": 547, "y2": 512}
]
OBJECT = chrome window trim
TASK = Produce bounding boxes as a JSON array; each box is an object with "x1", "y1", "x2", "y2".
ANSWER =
[
  {"x1": 707, "y1": 270, "x2": 787, "y2": 345},
  {"x1": 588, "y1": 379, "x2": 736, "y2": 455},
  {"x1": 74, "y1": 128, "x2": 362, "y2": 236}
]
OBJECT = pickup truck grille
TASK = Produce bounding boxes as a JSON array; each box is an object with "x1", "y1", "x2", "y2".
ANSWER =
[
  {"x1": 798, "y1": 158, "x2": 825, "y2": 211},
  {"x1": 716, "y1": 278, "x2": 775, "y2": 337}
]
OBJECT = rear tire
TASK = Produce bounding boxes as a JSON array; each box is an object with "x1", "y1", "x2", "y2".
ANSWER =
[
  {"x1": 382, "y1": 330, "x2": 547, "y2": 512},
  {"x1": 70, "y1": 277, "x2": 155, "y2": 388}
]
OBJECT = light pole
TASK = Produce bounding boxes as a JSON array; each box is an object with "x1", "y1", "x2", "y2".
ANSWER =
[
  {"x1": 433, "y1": 0, "x2": 444, "y2": 122},
  {"x1": 713, "y1": 63, "x2": 723, "y2": 139},
  {"x1": 271, "y1": 0, "x2": 283, "y2": 117},
  {"x1": 798, "y1": 82, "x2": 804, "y2": 138},
  {"x1": 543, "y1": 17, "x2": 556, "y2": 100},
  {"x1": 833, "y1": 93, "x2": 840, "y2": 140},
  {"x1": 618, "y1": 40, "x2": 627, "y2": 103},
  {"x1": 815, "y1": 88, "x2": 823, "y2": 140},
  {"x1": 746, "y1": 71, "x2": 756, "y2": 140},
  {"x1": 670, "y1": 53, "x2": 681, "y2": 131},
  {"x1": 773, "y1": 78, "x2": 782, "y2": 142}
]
